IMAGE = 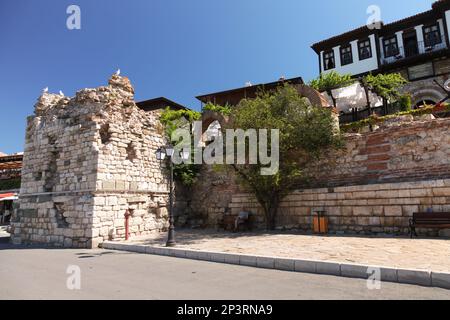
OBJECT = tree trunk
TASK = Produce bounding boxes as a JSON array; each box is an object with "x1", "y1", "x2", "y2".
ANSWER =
[
  {"x1": 327, "y1": 90, "x2": 337, "y2": 109},
  {"x1": 383, "y1": 97, "x2": 388, "y2": 115},
  {"x1": 361, "y1": 81, "x2": 372, "y2": 114},
  {"x1": 261, "y1": 196, "x2": 279, "y2": 230}
]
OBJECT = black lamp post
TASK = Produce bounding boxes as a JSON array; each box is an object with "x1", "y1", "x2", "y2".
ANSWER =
[{"x1": 156, "y1": 145, "x2": 190, "y2": 247}]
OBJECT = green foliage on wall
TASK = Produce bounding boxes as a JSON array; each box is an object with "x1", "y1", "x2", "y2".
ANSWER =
[
  {"x1": 309, "y1": 71, "x2": 355, "y2": 93},
  {"x1": 0, "y1": 178, "x2": 21, "y2": 191},
  {"x1": 160, "y1": 107, "x2": 201, "y2": 137},
  {"x1": 341, "y1": 103, "x2": 450, "y2": 133},
  {"x1": 229, "y1": 84, "x2": 343, "y2": 230},
  {"x1": 362, "y1": 73, "x2": 408, "y2": 101},
  {"x1": 309, "y1": 71, "x2": 356, "y2": 108},
  {"x1": 159, "y1": 107, "x2": 202, "y2": 187},
  {"x1": 202, "y1": 103, "x2": 232, "y2": 115},
  {"x1": 396, "y1": 94, "x2": 412, "y2": 112}
]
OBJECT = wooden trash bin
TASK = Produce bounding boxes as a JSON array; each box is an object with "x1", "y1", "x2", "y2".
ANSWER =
[{"x1": 313, "y1": 211, "x2": 329, "y2": 234}]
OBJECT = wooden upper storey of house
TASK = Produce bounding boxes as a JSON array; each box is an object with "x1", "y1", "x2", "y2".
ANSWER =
[
  {"x1": 136, "y1": 97, "x2": 187, "y2": 112},
  {"x1": 196, "y1": 77, "x2": 304, "y2": 107},
  {"x1": 311, "y1": 0, "x2": 450, "y2": 77}
]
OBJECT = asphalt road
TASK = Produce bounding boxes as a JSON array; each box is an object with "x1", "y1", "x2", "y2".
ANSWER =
[{"x1": 0, "y1": 242, "x2": 450, "y2": 300}]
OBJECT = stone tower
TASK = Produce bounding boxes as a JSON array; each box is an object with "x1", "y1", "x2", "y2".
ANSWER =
[{"x1": 10, "y1": 75, "x2": 170, "y2": 248}]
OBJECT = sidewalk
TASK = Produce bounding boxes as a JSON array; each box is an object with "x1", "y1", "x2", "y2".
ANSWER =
[{"x1": 103, "y1": 229, "x2": 450, "y2": 289}]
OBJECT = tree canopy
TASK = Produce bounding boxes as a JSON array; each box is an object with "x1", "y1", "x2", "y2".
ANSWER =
[
  {"x1": 309, "y1": 71, "x2": 355, "y2": 93},
  {"x1": 309, "y1": 71, "x2": 355, "y2": 108},
  {"x1": 228, "y1": 84, "x2": 343, "y2": 229},
  {"x1": 362, "y1": 73, "x2": 408, "y2": 101},
  {"x1": 160, "y1": 107, "x2": 202, "y2": 187}
]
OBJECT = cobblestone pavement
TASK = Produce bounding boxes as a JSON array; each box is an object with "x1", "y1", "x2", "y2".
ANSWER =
[{"x1": 128, "y1": 230, "x2": 450, "y2": 272}]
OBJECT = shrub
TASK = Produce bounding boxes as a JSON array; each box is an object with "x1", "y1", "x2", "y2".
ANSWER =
[
  {"x1": 203, "y1": 103, "x2": 232, "y2": 115},
  {"x1": 0, "y1": 178, "x2": 21, "y2": 191}
]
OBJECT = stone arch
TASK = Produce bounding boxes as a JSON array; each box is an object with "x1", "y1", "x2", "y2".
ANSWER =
[
  {"x1": 200, "y1": 110, "x2": 230, "y2": 135},
  {"x1": 414, "y1": 98, "x2": 438, "y2": 108},
  {"x1": 411, "y1": 90, "x2": 443, "y2": 108},
  {"x1": 403, "y1": 81, "x2": 447, "y2": 108},
  {"x1": 294, "y1": 84, "x2": 331, "y2": 108},
  {"x1": 199, "y1": 84, "x2": 334, "y2": 135}
]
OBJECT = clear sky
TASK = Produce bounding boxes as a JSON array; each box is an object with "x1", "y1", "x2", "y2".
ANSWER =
[{"x1": 0, "y1": 0, "x2": 435, "y2": 154}]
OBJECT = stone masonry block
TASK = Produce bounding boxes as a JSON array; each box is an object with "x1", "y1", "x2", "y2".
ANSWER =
[
  {"x1": 397, "y1": 269, "x2": 431, "y2": 287},
  {"x1": 384, "y1": 206, "x2": 402, "y2": 217}
]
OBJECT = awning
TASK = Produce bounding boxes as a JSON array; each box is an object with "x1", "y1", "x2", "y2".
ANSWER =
[
  {"x1": 0, "y1": 193, "x2": 17, "y2": 201},
  {"x1": 0, "y1": 196, "x2": 18, "y2": 201},
  {"x1": 0, "y1": 154, "x2": 23, "y2": 170}
]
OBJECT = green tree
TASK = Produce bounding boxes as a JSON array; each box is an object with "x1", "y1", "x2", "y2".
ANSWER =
[
  {"x1": 160, "y1": 107, "x2": 202, "y2": 187},
  {"x1": 228, "y1": 84, "x2": 343, "y2": 230},
  {"x1": 309, "y1": 71, "x2": 355, "y2": 108},
  {"x1": 363, "y1": 73, "x2": 408, "y2": 101},
  {"x1": 202, "y1": 102, "x2": 232, "y2": 115},
  {"x1": 397, "y1": 94, "x2": 412, "y2": 112},
  {"x1": 363, "y1": 73, "x2": 408, "y2": 114}
]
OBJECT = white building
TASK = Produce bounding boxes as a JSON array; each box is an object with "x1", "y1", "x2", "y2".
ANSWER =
[{"x1": 311, "y1": 0, "x2": 450, "y2": 108}]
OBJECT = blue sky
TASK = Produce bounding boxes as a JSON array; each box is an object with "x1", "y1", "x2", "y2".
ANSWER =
[{"x1": 0, "y1": 0, "x2": 434, "y2": 154}]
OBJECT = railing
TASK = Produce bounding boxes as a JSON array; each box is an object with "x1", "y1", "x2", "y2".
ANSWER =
[
  {"x1": 381, "y1": 36, "x2": 447, "y2": 65},
  {"x1": 339, "y1": 103, "x2": 450, "y2": 125},
  {"x1": 339, "y1": 104, "x2": 401, "y2": 124}
]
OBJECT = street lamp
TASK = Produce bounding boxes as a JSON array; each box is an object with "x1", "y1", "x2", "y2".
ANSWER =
[{"x1": 156, "y1": 145, "x2": 190, "y2": 247}]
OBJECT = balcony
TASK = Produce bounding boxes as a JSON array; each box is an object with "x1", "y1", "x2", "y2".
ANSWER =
[{"x1": 381, "y1": 36, "x2": 448, "y2": 65}]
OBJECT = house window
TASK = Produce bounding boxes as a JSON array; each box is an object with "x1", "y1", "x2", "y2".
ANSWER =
[
  {"x1": 358, "y1": 38, "x2": 372, "y2": 60},
  {"x1": 383, "y1": 36, "x2": 400, "y2": 58},
  {"x1": 340, "y1": 45, "x2": 353, "y2": 65},
  {"x1": 323, "y1": 50, "x2": 335, "y2": 70},
  {"x1": 423, "y1": 24, "x2": 442, "y2": 47}
]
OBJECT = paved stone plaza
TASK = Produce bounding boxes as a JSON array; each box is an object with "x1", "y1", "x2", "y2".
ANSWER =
[{"x1": 125, "y1": 230, "x2": 450, "y2": 273}]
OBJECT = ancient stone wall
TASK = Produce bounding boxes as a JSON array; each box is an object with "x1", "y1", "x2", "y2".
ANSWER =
[
  {"x1": 230, "y1": 179, "x2": 450, "y2": 236},
  {"x1": 175, "y1": 166, "x2": 240, "y2": 228},
  {"x1": 10, "y1": 75, "x2": 169, "y2": 248},
  {"x1": 310, "y1": 116, "x2": 450, "y2": 187}
]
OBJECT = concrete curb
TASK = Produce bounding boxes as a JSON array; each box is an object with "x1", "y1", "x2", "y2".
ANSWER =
[{"x1": 102, "y1": 241, "x2": 450, "y2": 290}]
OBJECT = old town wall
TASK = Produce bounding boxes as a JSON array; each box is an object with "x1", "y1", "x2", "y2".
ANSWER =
[
  {"x1": 186, "y1": 116, "x2": 450, "y2": 236},
  {"x1": 10, "y1": 75, "x2": 169, "y2": 248}
]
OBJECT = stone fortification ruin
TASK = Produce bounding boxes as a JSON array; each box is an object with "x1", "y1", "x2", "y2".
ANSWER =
[
  {"x1": 180, "y1": 114, "x2": 450, "y2": 237},
  {"x1": 10, "y1": 75, "x2": 450, "y2": 248},
  {"x1": 10, "y1": 75, "x2": 170, "y2": 248}
]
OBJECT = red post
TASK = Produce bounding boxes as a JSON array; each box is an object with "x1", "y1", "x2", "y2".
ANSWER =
[{"x1": 124, "y1": 209, "x2": 134, "y2": 241}]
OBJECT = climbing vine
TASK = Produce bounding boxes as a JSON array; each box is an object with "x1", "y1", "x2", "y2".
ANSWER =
[
  {"x1": 202, "y1": 103, "x2": 232, "y2": 115},
  {"x1": 160, "y1": 107, "x2": 202, "y2": 187},
  {"x1": 160, "y1": 107, "x2": 201, "y2": 136}
]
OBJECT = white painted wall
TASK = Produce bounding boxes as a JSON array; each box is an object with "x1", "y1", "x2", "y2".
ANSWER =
[
  {"x1": 396, "y1": 31, "x2": 404, "y2": 57},
  {"x1": 321, "y1": 34, "x2": 379, "y2": 76},
  {"x1": 415, "y1": 25, "x2": 424, "y2": 44},
  {"x1": 445, "y1": 10, "x2": 450, "y2": 44},
  {"x1": 321, "y1": 82, "x2": 383, "y2": 112},
  {"x1": 318, "y1": 10, "x2": 450, "y2": 77},
  {"x1": 437, "y1": 19, "x2": 445, "y2": 42}
]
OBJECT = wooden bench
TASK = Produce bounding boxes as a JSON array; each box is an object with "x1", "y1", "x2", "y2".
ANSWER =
[
  {"x1": 409, "y1": 212, "x2": 450, "y2": 238},
  {"x1": 219, "y1": 214, "x2": 254, "y2": 232}
]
